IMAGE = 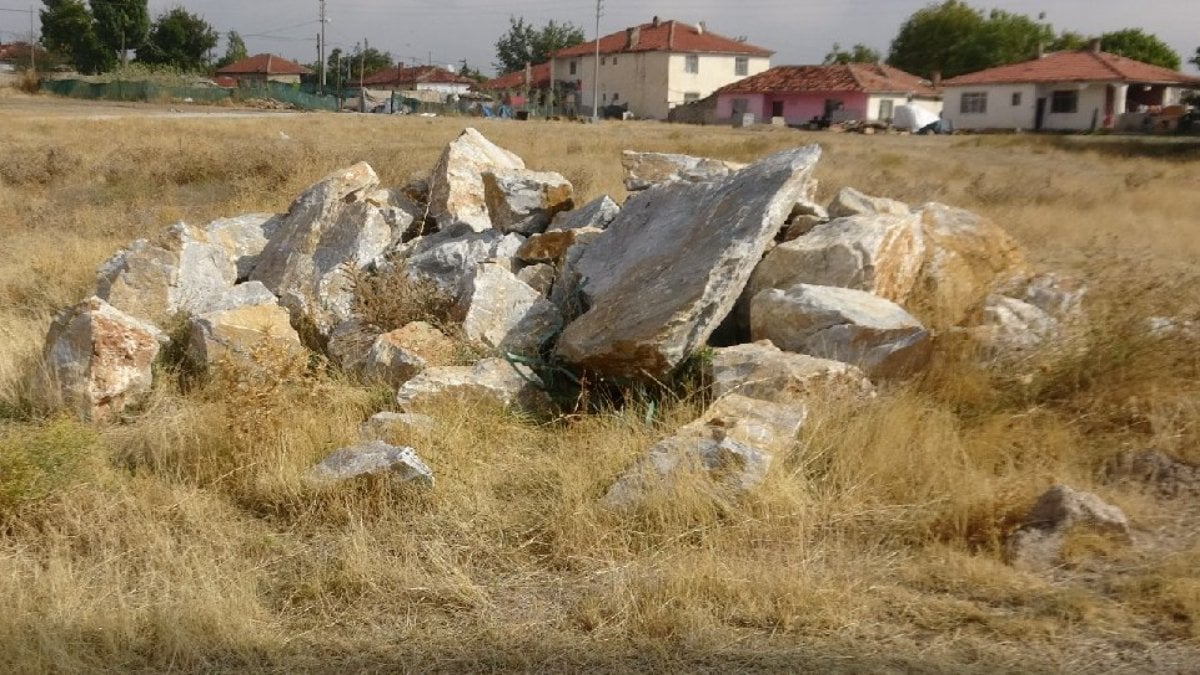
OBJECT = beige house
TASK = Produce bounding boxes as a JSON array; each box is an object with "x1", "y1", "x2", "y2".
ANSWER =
[
  {"x1": 549, "y1": 17, "x2": 771, "y2": 119},
  {"x1": 215, "y1": 54, "x2": 310, "y2": 86}
]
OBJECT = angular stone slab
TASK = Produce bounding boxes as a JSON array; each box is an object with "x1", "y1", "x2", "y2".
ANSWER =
[
  {"x1": 402, "y1": 222, "x2": 525, "y2": 297},
  {"x1": 556, "y1": 145, "x2": 822, "y2": 379},
  {"x1": 309, "y1": 440, "x2": 433, "y2": 487},
  {"x1": 549, "y1": 194, "x2": 620, "y2": 231},
  {"x1": 827, "y1": 187, "x2": 910, "y2": 219},
  {"x1": 187, "y1": 301, "x2": 305, "y2": 376},
  {"x1": 395, "y1": 357, "x2": 550, "y2": 413},
  {"x1": 709, "y1": 340, "x2": 874, "y2": 405},
  {"x1": 459, "y1": 262, "x2": 562, "y2": 355},
  {"x1": 428, "y1": 127, "x2": 526, "y2": 231},
  {"x1": 621, "y1": 150, "x2": 745, "y2": 192},
  {"x1": 482, "y1": 168, "x2": 574, "y2": 235},
  {"x1": 363, "y1": 321, "x2": 458, "y2": 387},
  {"x1": 203, "y1": 212, "x2": 281, "y2": 280}
]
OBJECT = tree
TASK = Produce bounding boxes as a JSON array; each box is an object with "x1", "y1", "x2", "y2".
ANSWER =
[
  {"x1": 89, "y1": 0, "x2": 149, "y2": 66},
  {"x1": 1100, "y1": 29, "x2": 1180, "y2": 70},
  {"x1": 823, "y1": 43, "x2": 881, "y2": 64},
  {"x1": 139, "y1": 8, "x2": 217, "y2": 71},
  {"x1": 493, "y1": 16, "x2": 584, "y2": 74},
  {"x1": 325, "y1": 43, "x2": 393, "y2": 85},
  {"x1": 459, "y1": 60, "x2": 487, "y2": 83},
  {"x1": 40, "y1": 0, "x2": 113, "y2": 74},
  {"x1": 1050, "y1": 31, "x2": 1088, "y2": 51},
  {"x1": 1191, "y1": 46, "x2": 1200, "y2": 70},
  {"x1": 215, "y1": 30, "x2": 247, "y2": 69},
  {"x1": 888, "y1": 1, "x2": 1056, "y2": 78},
  {"x1": 954, "y1": 9, "x2": 1052, "y2": 72}
]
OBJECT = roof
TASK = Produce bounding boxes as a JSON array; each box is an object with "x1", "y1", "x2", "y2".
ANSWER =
[
  {"x1": 943, "y1": 49, "x2": 1200, "y2": 87},
  {"x1": 216, "y1": 53, "x2": 311, "y2": 76},
  {"x1": 361, "y1": 65, "x2": 475, "y2": 87},
  {"x1": 717, "y1": 64, "x2": 938, "y2": 96},
  {"x1": 480, "y1": 62, "x2": 552, "y2": 91},
  {"x1": 552, "y1": 18, "x2": 771, "y2": 58}
]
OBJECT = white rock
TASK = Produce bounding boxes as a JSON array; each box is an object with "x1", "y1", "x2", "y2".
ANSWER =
[
  {"x1": 709, "y1": 340, "x2": 874, "y2": 404},
  {"x1": 396, "y1": 357, "x2": 550, "y2": 413},
  {"x1": 1007, "y1": 485, "x2": 1130, "y2": 569},
  {"x1": 751, "y1": 284, "x2": 932, "y2": 379},
  {"x1": 309, "y1": 440, "x2": 433, "y2": 486},
  {"x1": 621, "y1": 150, "x2": 745, "y2": 191},
  {"x1": 459, "y1": 262, "x2": 562, "y2": 355},
  {"x1": 428, "y1": 127, "x2": 526, "y2": 231},
  {"x1": 37, "y1": 297, "x2": 164, "y2": 422},
  {"x1": 556, "y1": 145, "x2": 822, "y2": 379},
  {"x1": 195, "y1": 281, "x2": 279, "y2": 314},
  {"x1": 968, "y1": 294, "x2": 1059, "y2": 357},
  {"x1": 402, "y1": 222, "x2": 526, "y2": 297},
  {"x1": 203, "y1": 213, "x2": 281, "y2": 280},
  {"x1": 482, "y1": 168, "x2": 574, "y2": 235}
]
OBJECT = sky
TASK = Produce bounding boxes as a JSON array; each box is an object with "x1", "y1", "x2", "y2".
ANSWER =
[{"x1": 129, "y1": 0, "x2": 1197, "y2": 75}]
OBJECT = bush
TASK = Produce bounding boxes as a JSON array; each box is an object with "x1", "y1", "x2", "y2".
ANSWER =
[{"x1": 0, "y1": 417, "x2": 100, "y2": 516}]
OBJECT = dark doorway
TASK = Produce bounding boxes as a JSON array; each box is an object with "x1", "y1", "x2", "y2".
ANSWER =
[
  {"x1": 1035, "y1": 97, "x2": 1046, "y2": 130},
  {"x1": 771, "y1": 100, "x2": 784, "y2": 118}
]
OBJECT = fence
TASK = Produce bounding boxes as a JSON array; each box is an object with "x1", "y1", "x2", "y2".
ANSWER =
[{"x1": 40, "y1": 79, "x2": 340, "y2": 111}]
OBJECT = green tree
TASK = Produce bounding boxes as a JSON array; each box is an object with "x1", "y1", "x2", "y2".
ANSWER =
[
  {"x1": 40, "y1": 0, "x2": 113, "y2": 74},
  {"x1": 954, "y1": 9, "x2": 1052, "y2": 71},
  {"x1": 1050, "y1": 31, "x2": 1088, "y2": 51},
  {"x1": 888, "y1": 1, "x2": 1057, "y2": 78},
  {"x1": 1100, "y1": 29, "x2": 1180, "y2": 69},
  {"x1": 138, "y1": 8, "x2": 217, "y2": 71},
  {"x1": 459, "y1": 60, "x2": 487, "y2": 83},
  {"x1": 326, "y1": 43, "x2": 393, "y2": 85},
  {"x1": 493, "y1": 16, "x2": 584, "y2": 74},
  {"x1": 215, "y1": 30, "x2": 247, "y2": 69},
  {"x1": 823, "y1": 42, "x2": 882, "y2": 64},
  {"x1": 89, "y1": 0, "x2": 149, "y2": 66},
  {"x1": 1191, "y1": 46, "x2": 1200, "y2": 69}
]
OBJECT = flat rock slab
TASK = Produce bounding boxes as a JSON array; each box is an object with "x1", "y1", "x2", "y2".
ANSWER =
[
  {"x1": 309, "y1": 440, "x2": 433, "y2": 486},
  {"x1": 621, "y1": 151, "x2": 745, "y2": 191},
  {"x1": 751, "y1": 284, "x2": 932, "y2": 380},
  {"x1": 359, "y1": 411, "x2": 437, "y2": 442},
  {"x1": 38, "y1": 296, "x2": 164, "y2": 422},
  {"x1": 459, "y1": 262, "x2": 562, "y2": 356},
  {"x1": 428, "y1": 127, "x2": 526, "y2": 231},
  {"x1": 395, "y1": 357, "x2": 550, "y2": 413},
  {"x1": 709, "y1": 340, "x2": 874, "y2": 405},
  {"x1": 556, "y1": 145, "x2": 822, "y2": 380}
]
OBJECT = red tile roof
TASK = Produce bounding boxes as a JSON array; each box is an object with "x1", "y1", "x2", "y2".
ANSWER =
[
  {"x1": 552, "y1": 19, "x2": 771, "y2": 58},
  {"x1": 216, "y1": 53, "x2": 311, "y2": 76},
  {"x1": 943, "y1": 49, "x2": 1200, "y2": 87},
  {"x1": 480, "y1": 62, "x2": 552, "y2": 91},
  {"x1": 361, "y1": 65, "x2": 475, "y2": 87},
  {"x1": 717, "y1": 64, "x2": 938, "y2": 96}
]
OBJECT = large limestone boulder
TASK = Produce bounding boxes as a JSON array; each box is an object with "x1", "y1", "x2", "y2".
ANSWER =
[
  {"x1": 250, "y1": 163, "x2": 402, "y2": 340},
  {"x1": 621, "y1": 151, "x2": 745, "y2": 191},
  {"x1": 482, "y1": 168, "x2": 574, "y2": 235},
  {"x1": 38, "y1": 297, "x2": 164, "y2": 422},
  {"x1": 1007, "y1": 485, "x2": 1130, "y2": 569},
  {"x1": 709, "y1": 340, "x2": 874, "y2": 405},
  {"x1": 549, "y1": 194, "x2": 619, "y2": 231},
  {"x1": 556, "y1": 145, "x2": 822, "y2": 379},
  {"x1": 428, "y1": 127, "x2": 526, "y2": 231},
  {"x1": 751, "y1": 284, "x2": 932, "y2": 379},
  {"x1": 396, "y1": 358, "x2": 550, "y2": 413},
  {"x1": 826, "y1": 187, "x2": 910, "y2": 219},
  {"x1": 362, "y1": 321, "x2": 458, "y2": 387},
  {"x1": 187, "y1": 300, "x2": 305, "y2": 376},
  {"x1": 203, "y1": 213, "x2": 281, "y2": 280},
  {"x1": 401, "y1": 222, "x2": 525, "y2": 297},
  {"x1": 308, "y1": 440, "x2": 434, "y2": 487},
  {"x1": 459, "y1": 263, "x2": 562, "y2": 355},
  {"x1": 95, "y1": 221, "x2": 238, "y2": 325},
  {"x1": 603, "y1": 394, "x2": 806, "y2": 506}
]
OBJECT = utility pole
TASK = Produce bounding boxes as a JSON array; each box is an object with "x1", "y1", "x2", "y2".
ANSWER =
[
  {"x1": 318, "y1": 0, "x2": 327, "y2": 93},
  {"x1": 28, "y1": 5, "x2": 35, "y2": 72},
  {"x1": 592, "y1": 0, "x2": 603, "y2": 122}
]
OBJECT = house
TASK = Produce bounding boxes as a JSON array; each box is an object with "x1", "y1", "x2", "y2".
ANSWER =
[
  {"x1": 714, "y1": 63, "x2": 941, "y2": 126},
  {"x1": 361, "y1": 65, "x2": 475, "y2": 95},
  {"x1": 478, "y1": 62, "x2": 552, "y2": 107},
  {"x1": 548, "y1": 16, "x2": 772, "y2": 119},
  {"x1": 942, "y1": 41, "x2": 1200, "y2": 132},
  {"x1": 215, "y1": 53, "x2": 311, "y2": 86}
]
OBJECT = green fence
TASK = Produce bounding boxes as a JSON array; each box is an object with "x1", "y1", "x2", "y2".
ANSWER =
[{"x1": 40, "y1": 79, "x2": 340, "y2": 111}]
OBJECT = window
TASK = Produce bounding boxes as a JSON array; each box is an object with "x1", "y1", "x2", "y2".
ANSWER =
[
  {"x1": 569, "y1": 61, "x2": 577, "y2": 75},
  {"x1": 960, "y1": 92, "x2": 988, "y2": 114},
  {"x1": 878, "y1": 99, "x2": 894, "y2": 121},
  {"x1": 731, "y1": 98, "x2": 749, "y2": 115},
  {"x1": 612, "y1": 92, "x2": 619, "y2": 101},
  {"x1": 735, "y1": 56, "x2": 748, "y2": 76},
  {"x1": 612, "y1": 56, "x2": 618, "y2": 65},
  {"x1": 684, "y1": 54, "x2": 699, "y2": 73},
  {"x1": 1051, "y1": 90, "x2": 1078, "y2": 113},
  {"x1": 1011, "y1": 92, "x2": 1022, "y2": 106},
  {"x1": 683, "y1": 92, "x2": 700, "y2": 103}
]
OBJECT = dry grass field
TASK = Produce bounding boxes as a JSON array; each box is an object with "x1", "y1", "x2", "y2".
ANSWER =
[{"x1": 2, "y1": 92, "x2": 1200, "y2": 673}]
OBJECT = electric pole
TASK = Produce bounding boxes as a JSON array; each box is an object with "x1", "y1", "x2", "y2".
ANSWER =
[
  {"x1": 319, "y1": 0, "x2": 327, "y2": 93},
  {"x1": 29, "y1": 5, "x2": 35, "y2": 72},
  {"x1": 592, "y1": 0, "x2": 603, "y2": 122}
]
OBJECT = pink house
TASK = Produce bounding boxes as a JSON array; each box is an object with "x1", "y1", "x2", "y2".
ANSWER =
[{"x1": 715, "y1": 63, "x2": 941, "y2": 126}]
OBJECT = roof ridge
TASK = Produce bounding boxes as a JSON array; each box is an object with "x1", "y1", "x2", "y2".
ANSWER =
[{"x1": 1090, "y1": 49, "x2": 1126, "y2": 79}]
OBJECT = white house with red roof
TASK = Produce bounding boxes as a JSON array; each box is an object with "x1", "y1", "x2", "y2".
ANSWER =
[
  {"x1": 549, "y1": 16, "x2": 772, "y2": 119},
  {"x1": 361, "y1": 65, "x2": 475, "y2": 95},
  {"x1": 942, "y1": 42, "x2": 1200, "y2": 132},
  {"x1": 215, "y1": 53, "x2": 311, "y2": 86},
  {"x1": 714, "y1": 63, "x2": 941, "y2": 126}
]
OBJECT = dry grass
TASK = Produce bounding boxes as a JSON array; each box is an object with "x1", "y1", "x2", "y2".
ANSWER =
[{"x1": 1, "y1": 96, "x2": 1199, "y2": 671}]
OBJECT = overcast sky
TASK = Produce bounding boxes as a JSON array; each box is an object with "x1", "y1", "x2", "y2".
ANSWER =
[{"x1": 140, "y1": 0, "x2": 1198, "y2": 75}]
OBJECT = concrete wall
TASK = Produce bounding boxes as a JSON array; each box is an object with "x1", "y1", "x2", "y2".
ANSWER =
[
  {"x1": 415, "y1": 82, "x2": 472, "y2": 95},
  {"x1": 717, "y1": 91, "x2": 943, "y2": 125},
  {"x1": 946, "y1": 82, "x2": 1134, "y2": 131}
]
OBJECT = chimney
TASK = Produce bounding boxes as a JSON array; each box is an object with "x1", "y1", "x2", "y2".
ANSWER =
[
  {"x1": 1088, "y1": 37, "x2": 1102, "y2": 54},
  {"x1": 651, "y1": 16, "x2": 660, "y2": 28},
  {"x1": 1035, "y1": 41, "x2": 1044, "y2": 59},
  {"x1": 930, "y1": 69, "x2": 942, "y2": 89},
  {"x1": 697, "y1": 21, "x2": 706, "y2": 35},
  {"x1": 668, "y1": 21, "x2": 676, "y2": 49},
  {"x1": 626, "y1": 27, "x2": 640, "y2": 49}
]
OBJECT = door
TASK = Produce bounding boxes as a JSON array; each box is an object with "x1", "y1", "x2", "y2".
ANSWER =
[
  {"x1": 1035, "y1": 97, "x2": 1046, "y2": 131},
  {"x1": 771, "y1": 100, "x2": 784, "y2": 118}
]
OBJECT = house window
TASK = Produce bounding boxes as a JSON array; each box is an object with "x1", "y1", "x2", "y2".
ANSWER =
[
  {"x1": 612, "y1": 56, "x2": 618, "y2": 65},
  {"x1": 960, "y1": 92, "x2": 988, "y2": 114},
  {"x1": 683, "y1": 92, "x2": 700, "y2": 103},
  {"x1": 735, "y1": 56, "x2": 748, "y2": 76},
  {"x1": 601, "y1": 56, "x2": 607, "y2": 65},
  {"x1": 1051, "y1": 90, "x2": 1078, "y2": 113},
  {"x1": 878, "y1": 99, "x2": 894, "y2": 121},
  {"x1": 612, "y1": 92, "x2": 619, "y2": 101},
  {"x1": 1012, "y1": 92, "x2": 1022, "y2": 106},
  {"x1": 731, "y1": 98, "x2": 749, "y2": 115},
  {"x1": 684, "y1": 55, "x2": 699, "y2": 73},
  {"x1": 569, "y1": 61, "x2": 577, "y2": 75}
]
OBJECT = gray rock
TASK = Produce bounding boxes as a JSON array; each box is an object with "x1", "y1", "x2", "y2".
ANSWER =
[
  {"x1": 1108, "y1": 450, "x2": 1200, "y2": 497},
  {"x1": 396, "y1": 357, "x2": 550, "y2": 413},
  {"x1": 362, "y1": 321, "x2": 458, "y2": 387},
  {"x1": 751, "y1": 284, "x2": 932, "y2": 379},
  {"x1": 516, "y1": 263, "x2": 555, "y2": 297},
  {"x1": 709, "y1": 340, "x2": 874, "y2": 405},
  {"x1": 556, "y1": 145, "x2": 822, "y2": 379},
  {"x1": 359, "y1": 411, "x2": 437, "y2": 441},
  {"x1": 1007, "y1": 485, "x2": 1130, "y2": 569},
  {"x1": 326, "y1": 319, "x2": 382, "y2": 373},
  {"x1": 309, "y1": 440, "x2": 433, "y2": 487},
  {"x1": 459, "y1": 262, "x2": 562, "y2": 355},
  {"x1": 37, "y1": 297, "x2": 164, "y2": 422},
  {"x1": 402, "y1": 222, "x2": 525, "y2": 297},
  {"x1": 187, "y1": 301, "x2": 306, "y2": 376},
  {"x1": 195, "y1": 281, "x2": 279, "y2": 314},
  {"x1": 428, "y1": 127, "x2": 526, "y2": 231},
  {"x1": 967, "y1": 294, "x2": 1059, "y2": 357},
  {"x1": 482, "y1": 168, "x2": 574, "y2": 234},
  {"x1": 549, "y1": 194, "x2": 620, "y2": 231},
  {"x1": 203, "y1": 212, "x2": 281, "y2": 280},
  {"x1": 621, "y1": 150, "x2": 745, "y2": 191},
  {"x1": 95, "y1": 221, "x2": 238, "y2": 325},
  {"x1": 827, "y1": 187, "x2": 910, "y2": 219},
  {"x1": 515, "y1": 227, "x2": 602, "y2": 265}
]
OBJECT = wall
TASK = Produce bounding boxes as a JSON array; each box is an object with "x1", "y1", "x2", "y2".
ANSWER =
[
  {"x1": 716, "y1": 91, "x2": 868, "y2": 125},
  {"x1": 867, "y1": 95, "x2": 944, "y2": 122},
  {"x1": 1037, "y1": 82, "x2": 1108, "y2": 131},
  {"x1": 944, "y1": 83, "x2": 1037, "y2": 130},
  {"x1": 414, "y1": 82, "x2": 472, "y2": 95},
  {"x1": 664, "y1": 53, "x2": 770, "y2": 119}
]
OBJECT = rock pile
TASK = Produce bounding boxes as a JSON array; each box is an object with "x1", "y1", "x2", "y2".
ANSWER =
[{"x1": 35, "y1": 127, "x2": 1083, "y2": 501}]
